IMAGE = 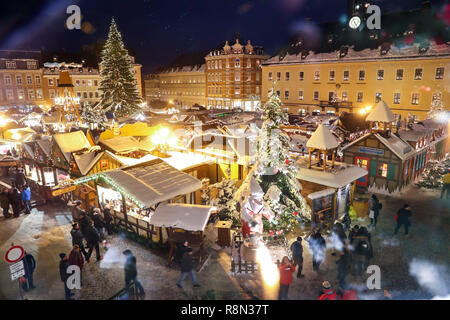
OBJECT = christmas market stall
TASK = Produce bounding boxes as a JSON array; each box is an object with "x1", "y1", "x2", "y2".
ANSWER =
[
  {"x1": 74, "y1": 158, "x2": 203, "y2": 245},
  {"x1": 21, "y1": 138, "x2": 56, "y2": 199},
  {"x1": 295, "y1": 124, "x2": 367, "y2": 230},
  {"x1": 149, "y1": 203, "x2": 216, "y2": 269},
  {"x1": 341, "y1": 101, "x2": 448, "y2": 194}
]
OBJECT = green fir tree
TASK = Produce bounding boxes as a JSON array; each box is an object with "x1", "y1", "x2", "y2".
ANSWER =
[
  {"x1": 99, "y1": 18, "x2": 142, "y2": 117},
  {"x1": 255, "y1": 90, "x2": 312, "y2": 235}
]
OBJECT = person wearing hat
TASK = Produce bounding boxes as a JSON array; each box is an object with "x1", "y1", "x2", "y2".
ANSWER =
[
  {"x1": 123, "y1": 250, "x2": 145, "y2": 298},
  {"x1": 176, "y1": 247, "x2": 200, "y2": 289},
  {"x1": 85, "y1": 221, "x2": 102, "y2": 262},
  {"x1": 92, "y1": 208, "x2": 106, "y2": 240},
  {"x1": 318, "y1": 281, "x2": 338, "y2": 300},
  {"x1": 70, "y1": 223, "x2": 88, "y2": 260},
  {"x1": 59, "y1": 253, "x2": 73, "y2": 300},
  {"x1": 290, "y1": 237, "x2": 304, "y2": 278}
]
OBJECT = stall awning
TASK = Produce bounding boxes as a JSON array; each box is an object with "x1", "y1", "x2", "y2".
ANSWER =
[
  {"x1": 99, "y1": 159, "x2": 202, "y2": 208},
  {"x1": 150, "y1": 203, "x2": 216, "y2": 232}
]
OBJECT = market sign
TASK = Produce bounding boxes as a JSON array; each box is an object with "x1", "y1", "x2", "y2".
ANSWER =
[
  {"x1": 52, "y1": 185, "x2": 76, "y2": 196},
  {"x1": 358, "y1": 146, "x2": 384, "y2": 156}
]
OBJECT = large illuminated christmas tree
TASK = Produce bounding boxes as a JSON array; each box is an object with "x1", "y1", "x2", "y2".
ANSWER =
[
  {"x1": 237, "y1": 90, "x2": 311, "y2": 238},
  {"x1": 99, "y1": 18, "x2": 142, "y2": 117}
]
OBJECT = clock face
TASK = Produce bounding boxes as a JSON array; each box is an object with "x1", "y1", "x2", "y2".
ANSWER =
[{"x1": 349, "y1": 16, "x2": 361, "y2": 29}]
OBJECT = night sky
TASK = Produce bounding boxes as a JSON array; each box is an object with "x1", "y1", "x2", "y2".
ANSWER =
[{"x1": 0, "y1": 0, "x2": 446, "y2": 73}]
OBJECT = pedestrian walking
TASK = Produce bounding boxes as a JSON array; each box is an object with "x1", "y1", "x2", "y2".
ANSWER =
[
  {"x1": 331, "y1": 222, "x2": 346, "y2": 255},
  {"x1": 10, "y1": 187, "x2": 22, "y2": 218},
  {"x1": 394, "y1": 204, "x2": 412, "y2": 235},
  {"x1": 92, "y1": 208, "x2": 106, "y2": 240},
  {"x1": 123, "y1": 249, "x2": 145, "y2": 298},
  {"x1": 318, "y1": 281, "x2": 338, "y2": 300},
  {"x1": 176, "y1": 248, "x2": 200, "y2": 288},
  {"x1": 173, "y1": 240, "x2": 189, "y2": 267},
  {"x1": 290, "y1": 237, "x2": 304, "y2": 278},
  {"x1": 440, "y1": 170, "x2": 450, "y2": 199},
  {"x1": 102, "y1": 205, "x2": 113, "y2": 235},
  {"x1": 59, "y1": 253, "x2": 73, "y2": 300},
  {"x1": 309, "y1": 230, "x2": 326, "y2": 271},
  {"x1": 70, "y1": 223, "x2": 88, "y2": 259},
  {"x1": 336, "y1": 248, "x2": 351, "y2": 288},
  {"x1": 69, "y1": 245, "x2": 84, "y2": 286},
  {"x1": 278, "y1": 256, "x2": 295, "y2": 300},
  {"x1": 21, "y1": 250, "x2": 36, "y2": 291},
  {"x1": 72, "y1": 200, "x2": 84, "y2": 222},
  {"x1": 21, "y1": 184, "x2": 32, "y2": 215},
  {"x1": 78, "y1": 210, "x2": 91, "y2": 239},
  {"x1": 85, "y1": 222, "x2": 102, "y2": 262},
  {"x1": 351, "y1": 238, "x2": 369, "y2": 276},
  {"x1": 0, "y1": 189, "x2": 11, "y2": 218},
  {"x1": 369, "y1": 195, "x2": 381, "y2": 228}
]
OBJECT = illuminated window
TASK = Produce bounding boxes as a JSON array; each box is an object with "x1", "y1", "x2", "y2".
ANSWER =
[
  {"x1": 394, "y1": 93, "x2": 400, "y2": 104},
  {"x1": 435, "y1": 67, "x2": 444, "y2": 80},
  {"x1": 329, "y1": 70, "x2": 335, "y2": 81},
  {"x1": 342, "y1": 91, "x2": 348, "y2": 101},
  {"x1": 414, "y1": 68, "x2": 423, "y2": 80},
  {"x1": 377, "y1": 70, "x2": 384, "y2": 80},
  {"x1": 313, "y1": 91, "x2": 319, "y2": 100},
  {"x1": 314, "y1": 71, "x2": 320, "y2": 81},
  {"x1": 284, "y1": 90, "x2": 289, "y2": 100},
  {"x1": 343, "y1": 70, "x2": 349, "y2": 81},
  {"x1": 299, "y1": 71, "x2": 304, "y2": 80},
  {"x1": 359, "y1": 70, "x2": 365, "y2": 81},
  {"x1": 16, "y1": 75, "x2": 22, "y2": 85},
  {"x1": 396, "y1": 69, "x2": 403, "y2": 80},
  {"x1": 411, "y1": 93, "x2": 419, "y2": 105},
  {"x1": 298, "y1": 90, "x2": 303, "y2": 100},
  {"x1": 357, "y1": 92, "x2": 363, "y2": 102},
  {"x1": 276, "y1": 72, "x2": 281, "y2": 81},
  {"x1": 377, "y1": 162, "x2": 388, "y2": 178},
  {"x1": 268, "y1": 72, "x2": 272, "y2": 81}
]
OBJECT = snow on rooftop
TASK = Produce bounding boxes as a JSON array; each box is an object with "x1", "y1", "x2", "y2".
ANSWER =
[
  {"x1": 306, "y1": 124, "x2": 339, "y2": 150},
  {"x1": 150, "y1": 203, "x2": 215, "y2": 232},
  {"x1": 375, "y1": 133, "x2": 415, "y2": 160},
  {"x1": 366, "y1": 100, "x2": 396, "y2": 123}
]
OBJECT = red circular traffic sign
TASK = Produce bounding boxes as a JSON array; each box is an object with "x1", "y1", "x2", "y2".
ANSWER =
[{"x1": 4, "y1": 246, "x2": 24, "y2": 264}]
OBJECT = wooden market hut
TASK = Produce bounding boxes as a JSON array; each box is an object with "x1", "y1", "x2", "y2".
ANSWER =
[
  {"x1": 296, "y1": 124, "x2": 367, "y2": 229},
  {"x1": 74, "y1": 158, "x2": 203, "y2": 245},
  {"x1": 150, "y1": 203, "x2": 216, "y2": 270},
  {"x1": 341, "y1": 101, "x2": 448, "y2": 193}
]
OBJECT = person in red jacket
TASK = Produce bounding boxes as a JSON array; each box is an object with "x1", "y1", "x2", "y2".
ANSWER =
[
  {"x1": 68, "y1": 244, "x2": 85, "y2": 286},
  {"x1": 318, "y1": 281, "x2": 338, "y2": 300},
  {"x1": 337, "y1": 285, "x2": 357, "y2": 300},
  {"x1": 278, "y1": 256, "x2": 295, "y2": 300}
]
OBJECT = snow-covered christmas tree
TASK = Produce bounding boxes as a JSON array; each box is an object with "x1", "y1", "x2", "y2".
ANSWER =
[
  {"x1": 236, "y1": 89, "x2": 311, "y2": 238},
  {"x1": 416, "y1": 156, "x2": 450, "y2": 189},
  {"x1": 81, "y1": 102, "x2": 108, "y2": 129},
  {"x1": 99, "y1": 18, "x2": 142, "y2": 117},
  {"x1": 427, "y1": 91, "x2": 445, "y2": 119},
  {"x1": 209, "y1": 168, "x2": 240, "y2": 228}
]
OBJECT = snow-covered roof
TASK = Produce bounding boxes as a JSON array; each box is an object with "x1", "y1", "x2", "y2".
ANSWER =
[
  {"x1": 306, "y1": 124, "x2": 339, "y2": 150},
  {"x1": 99, "y1": 136, "x2": 142, "y2": 153},
  {"x1": 296, "y1": 157, "x2": 367, "y2": 188},
  {"x1": 36, "y1": 138, "x2": 51, "y2": 156},
  {"x1": 53, "y1": 130, "x2": 91, "y2": 162},
  {"x1": 307, "y1": 188, "x2": 336, "y2": 200},
  {"x1": 366, "y1": 101, "x2": 396, "y2": 123},
  {"x1": 73, "y1": 152, "x2": 98, "y2": 176},
  {"x1": 264, "y1": 41, "x2": 450, "y2": 65},
  {"x1": 101, "y1": 159, "x2": 202, "y2": 208},
  {"x1": 374, "y1": 133, "x2": 415, "y2": 160},
  {"x1": 150, "y1": 203, "x2": 215, "y2": 232}
]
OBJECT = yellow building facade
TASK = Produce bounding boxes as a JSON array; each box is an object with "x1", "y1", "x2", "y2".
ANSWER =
[
  {"x1": 262, "y1": 42, "x2": 450, "y2": 120},
  {"x1": 159, "y1": 64, "x2": 206, "y2": 108}
]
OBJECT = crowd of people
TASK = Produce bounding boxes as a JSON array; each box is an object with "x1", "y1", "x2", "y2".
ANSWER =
[{"x1": 1, "y1": 167, "x2": 32, "y2": 219}]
